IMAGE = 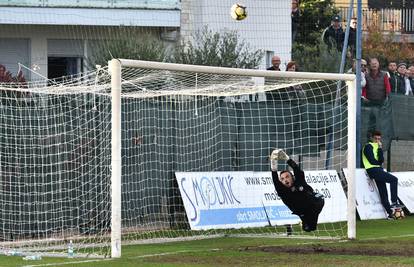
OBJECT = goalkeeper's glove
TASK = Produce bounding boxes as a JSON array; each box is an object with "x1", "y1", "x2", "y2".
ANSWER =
[
  {"x1": 269, "y1": 149, "x2": 280, "y2": 171},
  {"x1": 270, "y1": 149, "x2": 282, "y2": 161},
  {"x1": 270, "y1": 149, "x2": 290, "y2": 161},
  {"x1": 270, "y1": 149, "x2": 290, "y2": 171},
  {"x1": 278, "y1": 150, "x2": 290, "y2": 161}
]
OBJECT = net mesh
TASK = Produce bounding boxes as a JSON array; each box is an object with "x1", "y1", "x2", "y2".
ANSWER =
[
  {"x1": 0, "y1": 62, "x2": 350, "y2": 257},
  {"x1": 0, "y1": 70, "x2": 112, "y2": 257},
  {"x1": 117, "y1": 64, "x2": 349, "y2": 244}
]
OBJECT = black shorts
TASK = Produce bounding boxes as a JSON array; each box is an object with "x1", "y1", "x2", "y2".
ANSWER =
[{"x1": 301, "y1": 195, "x2": 325, "y2": 231}]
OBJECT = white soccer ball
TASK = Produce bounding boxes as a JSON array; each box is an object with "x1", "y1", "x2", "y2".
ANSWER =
[
  {"x1": 393, "y1": 208, "x2": 405, "y2": 220},
  {"x1": 230, "y1": 3, "x2": 247, "y2": 21}
]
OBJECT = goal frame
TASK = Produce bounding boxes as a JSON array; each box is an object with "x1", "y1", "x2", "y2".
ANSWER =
[{"x1": 108, "y1": 59, "x2": 357, "y2": 258}]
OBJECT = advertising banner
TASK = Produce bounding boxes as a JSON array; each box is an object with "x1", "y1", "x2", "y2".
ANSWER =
[
  {"x1": 343, "y1": 168, "x2": 387, "y2": 220},
  {"x1": 390, "y1": 172, "x2": 414, "y2": 213},
  {"x1": 176, "y1": 170, "x2": 347, "y2": 230},
  {"x1": 175, "y1": 171, "x2": 298, "y2": 230},
  {"x1": 304, "y1": 170, "x2": 347, "y2": 223}
]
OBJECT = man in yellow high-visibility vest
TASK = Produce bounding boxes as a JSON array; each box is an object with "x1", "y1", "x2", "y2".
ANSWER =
[{"x1": 362, "y1": 130, "x2": 402, "y2": 219}]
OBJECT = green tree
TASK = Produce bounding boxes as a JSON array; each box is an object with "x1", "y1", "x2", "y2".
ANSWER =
[
  {"x1": 292, "y1": 1, "x2": 348, "y2": 72},
  {"x1": 293, "y1": 39, "x2": 349, "y2": 73},
  {"x1": 362, "y1": 24, "x2": 414, "y2": 66},
  {"x1": 296, "y1": 0, "x2": 339, "y2": 45},
  {"x1": 172, "y1": 27, "x2": 264, "y2": 69},
  {"x1": 89, "y1": 27, "x2": 263, "y2": 70},
  {"x1": 88, "y1": 32, "x2": 168, "y2": 68}
]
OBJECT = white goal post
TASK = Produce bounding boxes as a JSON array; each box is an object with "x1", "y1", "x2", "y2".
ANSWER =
[
  {"x1": 109, "y1": 59, "x2": 357, "y2": 258},
  {"x1": 110, "y1": 59, "x2": 122, "y2": 258},
  {"x1": 0, "y1": 59, "x2": 356, "y2": 259}
]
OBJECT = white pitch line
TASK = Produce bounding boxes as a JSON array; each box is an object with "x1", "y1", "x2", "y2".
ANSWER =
[
  {"x1": 131, "y1": 248, "x2": 221, "y2": 259},
  {"x1": 359, "y1": 233, "x2": 414, "y2": 240},
  {"x1": 21, "y1": 258, "x2": 113, "y2": 267},
  {"x1": 19, "y1": 234, "x2": 414, "y2": 266},
  {"x1": 20, "y1": 248, "x2": 222, "y2": 267}
]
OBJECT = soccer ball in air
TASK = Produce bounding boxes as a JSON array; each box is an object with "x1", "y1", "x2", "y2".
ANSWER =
[
  {"x1": 392, "y1": 208, "x2": 405, "y2": 220},
  {"x1": 230, "y1": 3, "x2": 247, "y2": 20}
]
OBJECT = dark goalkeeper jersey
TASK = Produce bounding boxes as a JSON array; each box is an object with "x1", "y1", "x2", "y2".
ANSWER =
[{"x1": 271, "y1": 159, "x2": 319, "y2": 216}]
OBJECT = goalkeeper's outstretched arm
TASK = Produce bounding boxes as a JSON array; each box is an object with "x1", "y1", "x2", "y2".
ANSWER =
[
  {"x1": 269, "y1": 149, "x2": 300, "y2": 213},
  {"x1": 270, "y1": 149, "x2": 305, "y2": 182},
  {"x1": 269, "y1": 149, "x2": 324, "y2": 232},
  {"x1": 286, "y1": 158, "x2": 305, "y2": 183},
  {"x1": 269, "y1": 149, "x2": 289, "y2": 171},
  {"x1": 270, "y1": 149, "x2": 292, "y2": 191}
]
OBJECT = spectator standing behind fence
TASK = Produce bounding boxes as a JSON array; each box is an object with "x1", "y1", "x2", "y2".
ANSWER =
[
  {"x1": 362, "y1": 58, "x2": 391, "y2": 104},
  {"x1": 399, "y1": 63, "x2": 413, "y2": 96},
  {"x1": 322, "y1": 15, "x2": 344, "y2": 51},
  {"x1": 361, "y1": 59, "x2": 368, "y2": 74},
  {"x1": 286, "y1": 61, "x2": 297, "y2": 72},
  {"x1": 291, "y1": 0, "x2": 300, "y2": 43},
  {"x1": 267, "y1": 56, "x2": 282, "y2": 71},
  {"x1": 408, "y1": 65, "x2": 414, "y2": 93},
  {"x1": 393, "y1": 63, "x2": 408, "y2": 95},
  {"x1": 286, "y1": 61, "x2": 304, "y2": 96},
  {"x1": 348, "y1": 17, "x2": 357, "y2": 58},
  {"x1": 387, "y1": 61, "x2": 401, "y2": 94},
  {"x1": 347, "y1": 59, "x2": 366, "y2": 87}
]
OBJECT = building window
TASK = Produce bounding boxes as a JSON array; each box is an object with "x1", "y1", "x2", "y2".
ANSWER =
[{"x1": 48, "y1": 57, "x2": 82, "y2": 82}]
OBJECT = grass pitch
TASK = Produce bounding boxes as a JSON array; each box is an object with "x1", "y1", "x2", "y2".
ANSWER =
[{"x1": 1, "y1": 216, "x2": 413, "y2": 267}]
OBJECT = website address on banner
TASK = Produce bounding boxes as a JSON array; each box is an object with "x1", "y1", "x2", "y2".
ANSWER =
[
  {"x1": 236, "y1": 209, "x2": 268, "y2": 222},
  {"x1": 244, "y1": 176, "x2": 273, "y2": 186},
  {"x1": 236, "y1": 207, "x2": 292, "y2": 222},
  {"x1": 305, "y1": 172, "x2": 338, "y2": 185}
]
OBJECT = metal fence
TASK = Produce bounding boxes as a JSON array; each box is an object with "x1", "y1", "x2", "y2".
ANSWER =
[{"x1": 339, "y1": 8, "x2": 414, "y2": 33}]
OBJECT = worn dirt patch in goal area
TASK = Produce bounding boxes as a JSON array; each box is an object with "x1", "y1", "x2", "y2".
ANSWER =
[{"x1": 241, "y1": 243, "x2": 414, "y2": 257}]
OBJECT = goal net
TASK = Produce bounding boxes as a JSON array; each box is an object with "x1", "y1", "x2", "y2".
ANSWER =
[
  {"x1": 0, "y1": 60, "x2": 356, "y2": 258},
  {"x1": 0, "y1": 73, "x2": 113, "y2": 257}
]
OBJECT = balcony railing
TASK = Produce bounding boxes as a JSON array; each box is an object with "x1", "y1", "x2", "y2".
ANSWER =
[
  {"x1": 339, "y1": 8, "x2": 414, "y2": 33},
  {"x1": 0, "y1": 0, "x2": 180, "y2": 9}
]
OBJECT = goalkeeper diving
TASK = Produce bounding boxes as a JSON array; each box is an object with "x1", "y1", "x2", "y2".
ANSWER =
[{"x1": 270, "y1": 149, "x2": 325, "y2": 232}]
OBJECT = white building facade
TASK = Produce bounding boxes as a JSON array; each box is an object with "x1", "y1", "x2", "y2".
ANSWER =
[
  {"x1": 180, "y1": 0, "x2": 292, "y2": 69},
  {"x1": 0, "y1": 0, "x2": 291, "y2": 80}
]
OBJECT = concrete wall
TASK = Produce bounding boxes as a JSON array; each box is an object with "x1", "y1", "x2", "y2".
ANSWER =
[{"x1": 388, "y1": 140, "x2": 414, "y2": 171}]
